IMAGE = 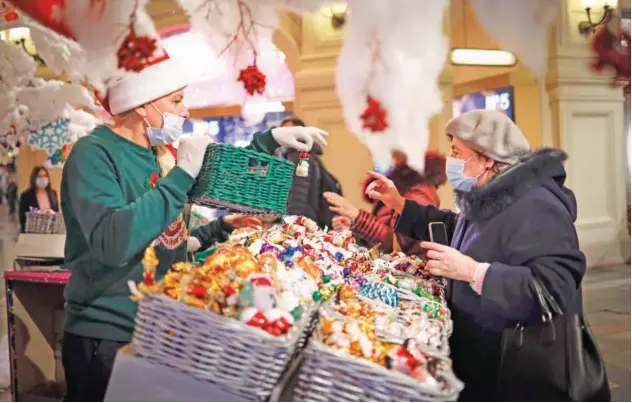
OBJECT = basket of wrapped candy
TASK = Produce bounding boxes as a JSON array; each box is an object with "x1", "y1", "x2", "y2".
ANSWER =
[
  {"x1": 294, "y1": 290, "x2": 462, "y2": 402},
  {"x1": 25, "y1": 209, "x2": 65, "y2": 234},
  {"x1": 131, "y1": 217, "x2": 331, "y2": 400},
  {"x1": 188, "y1": 143, "x2": 295, "y2": 215}
]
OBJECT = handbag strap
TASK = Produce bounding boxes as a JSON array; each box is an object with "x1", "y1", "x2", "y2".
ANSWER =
[{"x1": 532, "y1": 277, "x2": 564, "y2": 321}]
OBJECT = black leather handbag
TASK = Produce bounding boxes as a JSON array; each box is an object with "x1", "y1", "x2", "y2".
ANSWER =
[{"x1": 496, "y1": 279, "x2": 610, "y2": 402}]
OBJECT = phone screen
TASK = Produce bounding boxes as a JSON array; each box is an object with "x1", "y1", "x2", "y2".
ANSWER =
[{"x1": 429, "y1": 222, "x2": 449, "y2": 246}]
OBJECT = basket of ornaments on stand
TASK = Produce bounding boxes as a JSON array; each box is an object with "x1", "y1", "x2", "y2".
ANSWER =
[
  {"x1": 124, "y1": 145, "x2": 462, "y2": 401},
  {"x1": 129, "y1": 216, "x2": 464, "y2": 401}
]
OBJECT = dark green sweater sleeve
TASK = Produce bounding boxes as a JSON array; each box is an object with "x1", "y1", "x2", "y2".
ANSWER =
[
  {"x1": 246, "y1": 129, "x2": 280, "y2": 154},
  {"x1": 65, "y1": 142, "x2": 195, "y2": 267},
  {"x1": 190, "y1": 218, "x2": 235, "y2": 250}
]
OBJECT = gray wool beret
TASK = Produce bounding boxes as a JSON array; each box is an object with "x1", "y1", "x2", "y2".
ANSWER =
[{"x1": 445, "y1": 110, "x2": 531, "y2": 165}]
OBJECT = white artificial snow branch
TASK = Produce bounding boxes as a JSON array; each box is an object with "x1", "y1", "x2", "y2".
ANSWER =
[
  {"x1": 469, "y1": 0, "x2": 558, "y2": 77},
  {"x1": 336, "y1": 0, "x2": 448, "y2": 172}
]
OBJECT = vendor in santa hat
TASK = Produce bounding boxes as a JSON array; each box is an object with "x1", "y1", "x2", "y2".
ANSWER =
[{"x1": 60, "y1": 50, "x2": 327, "y2": 401}]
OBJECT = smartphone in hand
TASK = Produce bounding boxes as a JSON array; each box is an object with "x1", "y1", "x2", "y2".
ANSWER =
[{"x1": 428, "y1": 222, "x2": 449, "y2": 246}]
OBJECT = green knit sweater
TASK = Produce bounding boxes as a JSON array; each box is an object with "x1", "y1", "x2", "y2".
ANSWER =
[{"x1": 61, "y1": 126, "x2": 280, "y2": 342}]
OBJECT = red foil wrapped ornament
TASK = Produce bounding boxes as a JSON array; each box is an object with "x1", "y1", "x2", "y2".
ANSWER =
[
  {"x1": 117, "y1": 31, "x2": 158, "y2": 72},
  {"x1": 360, "y1": 96, "x2": 389, "y2": 133},
  {"x1": 386, "y1": 346, "x2": 419, "y2": 375},
  {"x1": 246, "y1": 310, "x2": 269, "y2": 329},
  {"x1": 238, "y1": 64, "x2": 267, "y2": 96}
]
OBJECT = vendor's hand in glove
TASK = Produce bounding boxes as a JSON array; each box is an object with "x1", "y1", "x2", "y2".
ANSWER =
[
  {"x1": 271, "y1": 126, "x2": 328, "y2": 152},
  {"x1": 332, "y1": 216, "x2": 352, "y2": 232},
  {"x1": 223, "y1": 215, "x2": 263, "y2": 230},
  {"x1": 324, "y1": 192, "x2": 359, "y2": 221},
  {"x1": 421, "y1": 241, "x2": 478, "y2": 282},
  {"x1": 364, "y1": 171, "x2": 406, "y2": 214},
  {"x1": 177, "y1": 136, "x2": 212, "y2": 179},
  {"x1": 187, "y1": 237, "x2": 202, "y2": 253}
]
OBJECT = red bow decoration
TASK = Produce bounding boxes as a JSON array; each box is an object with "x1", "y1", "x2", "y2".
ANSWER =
[
  {"x1": 590, "y1": 25, "x2": 631, "y2": 86},
  {"x1": 11, "y1": 0, "x2": 75, "y2": 39}
]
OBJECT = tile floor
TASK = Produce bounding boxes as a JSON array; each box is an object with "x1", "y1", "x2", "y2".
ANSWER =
[{"x1": 0, "y1": 205, "x2": 628, "y2": 401}]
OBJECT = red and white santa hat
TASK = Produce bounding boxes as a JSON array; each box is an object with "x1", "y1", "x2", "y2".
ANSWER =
[{"x1": 100, "y1": 53, "x2": 188, "y2": 116}]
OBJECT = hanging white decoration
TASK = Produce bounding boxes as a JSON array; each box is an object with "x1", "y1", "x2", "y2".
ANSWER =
[{"x1": 336, "y1": 0, "x2": 449, "y2": 172}]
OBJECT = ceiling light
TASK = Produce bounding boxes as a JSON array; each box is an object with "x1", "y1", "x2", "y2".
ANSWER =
[{"x1": 449, "y1": 49, "x2": 517, "y2": 67}]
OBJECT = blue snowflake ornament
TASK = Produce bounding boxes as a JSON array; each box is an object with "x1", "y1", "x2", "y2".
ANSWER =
[{"x1": 29, "y1": 118, "x2": 71, "y2": 156}]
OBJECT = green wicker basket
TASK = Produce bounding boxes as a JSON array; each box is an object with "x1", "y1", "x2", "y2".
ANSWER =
[{"x1": 188, "y1": 143, "x2": 295, "y2": 215}]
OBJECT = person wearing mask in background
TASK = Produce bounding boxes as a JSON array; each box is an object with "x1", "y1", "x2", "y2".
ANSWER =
[
  {"x1": 280, "y1": 116, "x2": 342, "y2": 229},
  {"x1": 19, "y1": 166, "x2": 59, "y2": 232},
  {"x1": 365, "y1": 110, "x2": 602, "y2": 401},
  {"x1": 325, "y1": 150, "x2": 446, "y2": 256},
  {"x1": 60, "y1": 52, "x2": 328, "y2": 401}
]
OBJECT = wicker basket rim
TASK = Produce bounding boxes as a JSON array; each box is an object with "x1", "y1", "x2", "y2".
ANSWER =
[
  {"x1": 143, "y1": 293, "x2": 312, "y2": 343},
  {"x1": 306, "y1": 337, "x2": 463, "y2": 397}
]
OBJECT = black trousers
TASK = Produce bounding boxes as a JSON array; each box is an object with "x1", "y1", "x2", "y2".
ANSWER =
[{"x1": 62, "y1": 332, "x2": 125, "y2": 402}]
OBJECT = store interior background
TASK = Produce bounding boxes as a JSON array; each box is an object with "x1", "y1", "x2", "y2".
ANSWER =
[{"x1": 8, "y1": 0, "x2": 631, "y2": 269}]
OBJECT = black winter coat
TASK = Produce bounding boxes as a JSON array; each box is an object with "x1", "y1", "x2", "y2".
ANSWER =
[
  {"x1": 395, "y1": 148, "x2": 586, "y2": 401},
  {"x1": 285, "y1": 143, "x2": 342, "y2": 229}
]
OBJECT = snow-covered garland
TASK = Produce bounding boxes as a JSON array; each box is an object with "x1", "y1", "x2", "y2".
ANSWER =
[{"x1": 9, "y1": 0, "x2": 622, "y2": 176}]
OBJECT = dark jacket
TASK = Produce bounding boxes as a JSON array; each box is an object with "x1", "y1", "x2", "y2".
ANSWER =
[
  {"x1": 395, "y1": 148, "x2": 586, "y2": 401},
  {"x1": 352, "y1": 153, "x2": 446, "y2": 256},
  {"x1": 19, "y1": 187, "x2": 60, "y2": 232},
  {"x1": 285, "y1": 143, "x2": 342, "y2": 228}
]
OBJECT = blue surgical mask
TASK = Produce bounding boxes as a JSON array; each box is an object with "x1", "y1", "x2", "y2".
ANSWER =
[
  {"x1": 446, "y1": 156, "x2": 479, "y2": 192},
  {"x1": 144, "y1": 103, "x2": 185, "y2": 146}
]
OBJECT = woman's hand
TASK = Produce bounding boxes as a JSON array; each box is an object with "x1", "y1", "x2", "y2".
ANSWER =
[
  {"x1": 324, "y1": 192, "x2": 360, "y2": 221},
  {"x1": 223, "y1": 215, "x2": 263, "y2": 230},
  {"x1": 364, "y1": 171, "x2": 406, "y2": 214},
  {"x1": 421, "y1": 241, "x2": 479, "y2": 282},
  {"x1": 332, "y1": 216, "x2": 352, "y2": 231}
]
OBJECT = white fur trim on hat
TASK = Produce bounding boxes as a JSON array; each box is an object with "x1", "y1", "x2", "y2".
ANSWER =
[
  {"x1": 445, "y1": 110, "x2": 530, "y2": 165},
  {"x1": 107, "y1": 58, "x2": 188, "y2": 115}
]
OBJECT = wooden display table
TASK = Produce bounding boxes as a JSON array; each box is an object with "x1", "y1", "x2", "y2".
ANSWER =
[{"x1": 4, "y1": 270, "x2": 70, "y2": 401}]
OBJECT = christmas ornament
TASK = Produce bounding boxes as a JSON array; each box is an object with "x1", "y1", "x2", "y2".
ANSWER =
[
  {"x1": 238, "y1": 63, "x2": 266, "y2": 96},
  {"x1": 28, "y1": 118, "x2": 71, "y2": 156},
  {"x1": 590, "y1": 26, "x2": 631, "y2": 86},
  {"x1": 296, "y1": 151, "x2": 309, "y2": 177},
  {"x1": 117, "y1": 31, "x2": 158, "y2": 72},
  {"x1": 360, "y1": 96, "x2": 388, "y2": 133},
  {"x1": 0, "y1": 2, "x2": 18, "y2": 22}
]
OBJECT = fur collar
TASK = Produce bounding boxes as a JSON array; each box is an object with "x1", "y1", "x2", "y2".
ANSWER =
[{"x1": 454, "y1": 148, "x2": 568, "y2": 222}]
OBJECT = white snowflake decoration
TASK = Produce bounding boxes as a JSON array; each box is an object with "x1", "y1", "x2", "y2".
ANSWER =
[{"x1": 28, "y1": 118, "x2": 71, "y2": 156}]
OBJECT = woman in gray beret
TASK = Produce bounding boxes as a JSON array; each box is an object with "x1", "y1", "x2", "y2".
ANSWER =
[{"x1": 366, "y1": 110, "x2": 603, "y2": 401}]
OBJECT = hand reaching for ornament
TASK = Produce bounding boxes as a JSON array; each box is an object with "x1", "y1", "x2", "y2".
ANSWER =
[
  {"x1": 223, "y1": 215, "x2": 263, "y2": 231},
  {"x1": 187, "y1": 215, "x2": 262, "y2": 253},
  {"x1": 364, "y1": 171, "x2": 406, "y2": 214},
  {"x1": 271, "y1": 126, "x2": 328, "y2": 152},
  {"x1": 332, "y1": 216, "x2": 352, "y2": 232},
  {"x1": 324, "y1": 192, "x2": 360, "y2": 222}
]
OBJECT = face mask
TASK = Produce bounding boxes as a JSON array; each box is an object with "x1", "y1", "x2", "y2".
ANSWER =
[
  {"x1": 35, "y1": 177, "x2": 49, "y2": 189},
  {"x1": 144, "y1": 103, "x2": 185, "y2": 146},
  {"x1": 445, "y1": 156, "x2": 481, "y2": 192}
]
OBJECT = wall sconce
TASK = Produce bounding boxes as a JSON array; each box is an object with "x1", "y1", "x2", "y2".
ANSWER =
[
  {"x1": 578, "y1": 0, "x2": 618, "y2": 35},
  {"x1": 450, "y1": 49, "x2": 517, "y2": 67},
  {"x1": 2, "y1": 27, "x2": 44, "y2": 64},
  {"x1": 322, "y1": 3, "x2": 348, "y2": 30}
]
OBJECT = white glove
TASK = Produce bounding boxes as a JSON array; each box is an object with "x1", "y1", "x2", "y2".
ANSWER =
[
  {"x1": 187, "y1": 237, "x2": 202, "y2": 253},
  {"x1": 177, "y1": 136, "x2": 212, "y2": 179},
  {"x1": 271, "y1": 126, "x2": 328, "y2": 152}
]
